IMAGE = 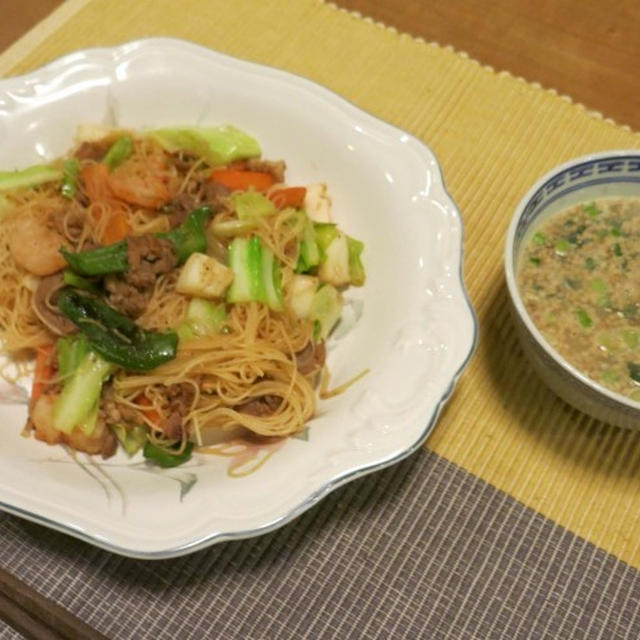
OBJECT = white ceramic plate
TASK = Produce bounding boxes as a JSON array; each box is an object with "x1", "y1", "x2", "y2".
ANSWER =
[{"x1": 0, "y1": 39, "x2": 476, "y2": 558}]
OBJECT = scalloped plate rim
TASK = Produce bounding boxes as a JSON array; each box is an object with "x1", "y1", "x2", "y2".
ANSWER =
[{"x1": 0, "y1": 38, "x2": 477, "y2": 559}]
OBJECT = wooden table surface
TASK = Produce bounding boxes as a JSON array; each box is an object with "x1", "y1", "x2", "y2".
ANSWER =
[{"x1": 0, "y1": 0, "x2": 638, "y2": 131}]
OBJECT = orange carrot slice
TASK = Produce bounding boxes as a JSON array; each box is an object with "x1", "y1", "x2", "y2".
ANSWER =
[
  {"x1": 101, "y1": 209, "x2": 131, "y2": 245},
  {"x1": 268, "y1": 187, "x2": 307, "y2": 209},
  {"x1": 137, "y1": 394, "x2": 162, "y2": 427},
  {"x1": 210, "y1": 169, "x2": 274, "y2": 192},
  {"x1": 30, "y1": 344, "x2": 55, "y2": 411}
]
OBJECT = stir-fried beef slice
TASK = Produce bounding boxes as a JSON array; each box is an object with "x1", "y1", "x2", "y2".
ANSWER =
[
  {"x1": 167, "y1": 193, "x2": 199, "y2": 228},
  {"x1": 105, "y1": 235, "x2": 178, "y2": 317},
  {"x1": 161, "y1": 411, "x2": 183, "y2": 440},
  {"x1": 170, "y1": 150, "x2": 200, "y2": 172},
  {"x1": 245, "y1": 158, "x2": 286, "y2": 183},
  {"x1": 165, "y1": 166, "x2": 230, "y2": 228},
  {"x1": 126, "y1": 235, "x2": 177, "y2": 288},
  {"x1": 100, "y1": 383, "x2": 193, "y2": 441},
  {"x1": 168, "y1": 182, "x2": 230, "y2": 227},
  {"x1": 295, "y1": 341, "x2": 326, "y2": 376},
  {"x1": 202, "y1": 181, "x2": 231, "y2": 207},
  {"x1": 237, "y1": 394, "x2": 282, "y2": 417},
  {"x1": 104, "y1": 276, "x2": 152, "y2": 318},
  {"x1": 159, "y1": 383, "x2": 196, "y2": 439},
  {"x1": 74, "y1": 140, "x2": 111, "y2": 161},
  {"x1": 32, "y1": 273, "x2": 77, "y2": 336},
  {"x1": 100, "y1": 383, "x2": 141, "y2": 427}
]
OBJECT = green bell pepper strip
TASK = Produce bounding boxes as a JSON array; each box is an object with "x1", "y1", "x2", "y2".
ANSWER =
[
  {"x1": 56, "y1": 288, "x2": 178, "y2": 371},
  {"x1": 61, "y1": 242, "x2": 128, "y2": 277},
  {"x1": 61, "y1": 206, "x2": 212, "y2": 276},
  {"x1": 61, "y1": 159, "x2": 79, "y2": 199},
  {"x1": 62, "y1": 269, "x2": 100, "y2": 294},
  {"x1": 103, "y1": 135, "x2": 133, "y2": 171},
  {"x1": 143, "y1": 441, "x2": 194, "y2": 468},
  {"x1": 156, "y1": 205, "x2": 211, "y2": 264}
]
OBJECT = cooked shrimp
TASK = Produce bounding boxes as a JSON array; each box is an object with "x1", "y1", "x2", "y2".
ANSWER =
[
  {"x1": 31, "y1": 394, "x2": 117, "y2": 457},
  {"x1": 31, "y1": 394, "x2": 61, "y2": 445},
  {"x1": 9, "y1": 214, "x2": 68, "y2": 276},
  {"x1": 108, "y1": 154, "x2": 172, "y2": 209}
]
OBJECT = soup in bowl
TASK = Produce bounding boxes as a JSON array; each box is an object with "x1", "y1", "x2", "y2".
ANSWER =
[{"x1": 505, "y1": 150, "x2": 640, "y2": 429}]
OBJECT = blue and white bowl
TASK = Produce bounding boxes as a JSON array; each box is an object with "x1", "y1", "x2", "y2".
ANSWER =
[{"x1": 505, "y1": 150, "x2": 640, "y2": 429}]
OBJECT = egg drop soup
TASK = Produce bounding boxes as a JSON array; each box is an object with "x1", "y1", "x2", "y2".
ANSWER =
[{"x1": 518, "y1": 198, "x2": 640, "y2": 401}]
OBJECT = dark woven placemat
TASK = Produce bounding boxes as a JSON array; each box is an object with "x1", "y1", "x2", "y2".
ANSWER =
[
  {"x1": 0, "y1": 623, "x2": 22, "y2": 639},
  {"x1": 0, "y1": 449, "x2": 638, "y2": 639}
]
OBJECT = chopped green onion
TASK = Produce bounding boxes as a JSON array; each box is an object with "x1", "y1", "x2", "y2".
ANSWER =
[
  {"x1": 555, "y1": 239, "x2": 570, "y2": 255},
  {"x1": 584, "y1": 257, "x2": 596, "y2": 271},
  {"x1": 532, "y1": 231, "x2": 546, "y2": 245},
  {"x1": 529, "y1": 256, "x2": 541, "y2": 266},
  {"x1": 601, "y1": 369, "x2": 619, "y2": 385},
  {"x1": 613, "y1": 243, "x2": 623, "y2": 257},
  {"x1": 583, "y1": 203, "x2": 600, "y2": 217},
  {"x1": 575, "y1": 308, "x2": 593, "y2": 328}
]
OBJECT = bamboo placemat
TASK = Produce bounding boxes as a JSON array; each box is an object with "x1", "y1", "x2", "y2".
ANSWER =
[
  {"x1": 1, "y1": 0, "x2": 640, "y2": 604},
  {"x1": 0, "y1": 449, "x2": 638, "y2": 639}
]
